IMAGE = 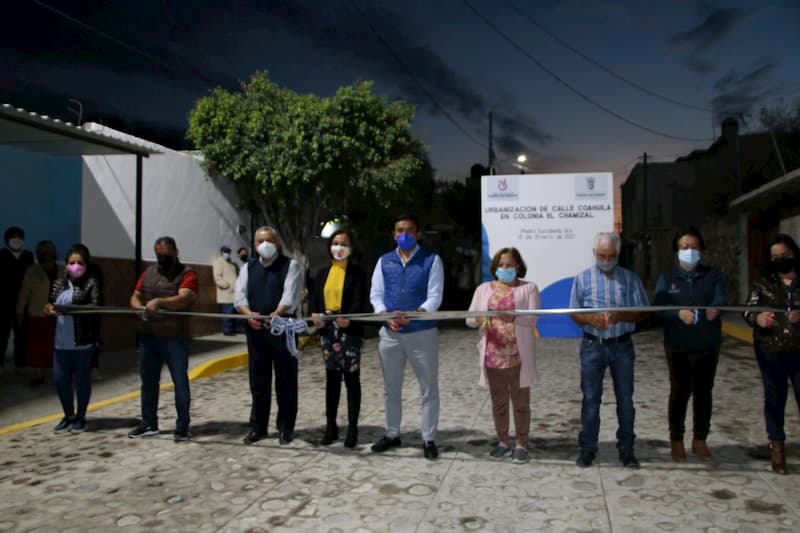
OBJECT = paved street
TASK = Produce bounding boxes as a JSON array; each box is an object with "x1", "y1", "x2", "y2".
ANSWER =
[{"x1": 0, "y1": 325, "x2": 799, "y2": 532}]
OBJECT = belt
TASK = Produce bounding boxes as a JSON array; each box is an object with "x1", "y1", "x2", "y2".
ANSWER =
[{"x1": 583, "y1": 332, "x2": 631, "y2": 345}]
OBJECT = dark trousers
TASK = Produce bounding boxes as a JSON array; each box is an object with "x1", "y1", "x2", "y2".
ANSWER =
[
  {"x1": 755, "y1": 346, "x2": 800, "y2": 442},
  {"x1": 139, "y1": 336, "x2": 191, "y2": 431},
  {"x1": 53, "y1": 346, "x2": 94, "y2": 420},
  {"x1": 247, "y1": 328, "x2": 298, "y2": 436},
  {"x1": 220, "y1": 303, "x2": 237, "y2": 335},
  {"x1": 664, "y1": 346, "x2": 720, "y2": 441},
  {"x1": 325, "y1": 369, "x2": 361, "y2": 429},
  {"x1": 0, "y1": 311, "x2": 27, "y2": 367}
]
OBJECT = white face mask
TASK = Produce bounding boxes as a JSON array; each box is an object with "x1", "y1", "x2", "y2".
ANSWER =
[
  {"x1": 222, "y1": 252, "x2": 231, "y2": 262},
  {"x1": 8, "y1": 238, "x2": 24, "y2": 251},
  {"x1": 256, "y1": 241, "x2": 277, "y2": 260},
  {"x1": 330, "y1": 245, "x2": 351, "y2": 261}
]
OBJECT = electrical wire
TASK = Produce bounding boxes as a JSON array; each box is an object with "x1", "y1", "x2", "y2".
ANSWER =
[
  {"x1": 347, "y1": 0, "x2": 489, "y2": 150},
  {"x1": 505, "y1": 0, "x2": 712, "y2": 113},
  {"x1": 461, "y1": 0, "x2": 713, "y2": 143}
]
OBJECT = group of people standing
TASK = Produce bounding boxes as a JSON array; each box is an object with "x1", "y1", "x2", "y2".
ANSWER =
[{"x1": 2, "y1": 220, "x2": 798, "y2": 475}]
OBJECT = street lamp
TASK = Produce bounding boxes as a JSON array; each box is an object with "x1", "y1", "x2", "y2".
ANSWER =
[{"x1": 515, "y1": 154, "x2": 528, "y2": 174}]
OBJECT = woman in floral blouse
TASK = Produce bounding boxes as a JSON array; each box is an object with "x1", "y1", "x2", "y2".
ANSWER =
[{"x1": 467, "y1": 247, "x2": 541, "y2": 464}]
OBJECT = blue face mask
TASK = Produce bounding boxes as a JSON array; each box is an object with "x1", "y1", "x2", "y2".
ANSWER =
[
  {"x1": 495, "y1": 267, "x2": 517, "y2": 283},
  {"x1": 678, "y1": 249, "x2": 701, "y2": 266},
  {"x1": 396, "y1": 232, "x2": 417, "y2": 251},
  {"x1": 597, "y1": 260, "x2": 617, "y2": 272}
]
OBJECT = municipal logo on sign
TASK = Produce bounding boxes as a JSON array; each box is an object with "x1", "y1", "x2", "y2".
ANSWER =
[
  {"x1": 575, "y1": 174, "x2": 607, "y2": 198},
  {"x1": 488, "y1": 176, "x2": 519, "y2": 200}
]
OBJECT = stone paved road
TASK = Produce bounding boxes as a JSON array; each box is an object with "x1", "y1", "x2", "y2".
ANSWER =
[{"x1": 1, "y1": 326, "x2": 799, "y2": 532}]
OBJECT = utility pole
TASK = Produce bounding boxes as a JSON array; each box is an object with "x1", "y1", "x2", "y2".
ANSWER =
[{"x1": 488, "y1": 111, "x2": 495, "y2": 175}]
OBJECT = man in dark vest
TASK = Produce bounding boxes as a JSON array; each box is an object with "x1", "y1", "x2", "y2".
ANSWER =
[
  {"x1": 369, "y1": 214, "x2": 444, "y2": 460},
  {"x1": 128, "y1": 236, "x2": 198, "y2": 441},
  {"x1": 235, "y1": 226, "x2": 302, "y2": 445}
]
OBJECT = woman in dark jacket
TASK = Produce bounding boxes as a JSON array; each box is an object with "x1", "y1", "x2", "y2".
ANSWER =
[
  {"x1": 653, "y1": 227, "x2": 726, "y2": 462},
  {"x1": 310, "y1": 229, "x2": 368, "y2": 448},
  {"x1": 744, "y1": 233, "x2": 800, "y2": 474},
  {"x1": 43, "y1": 244, "x2": 102, "y2": 434}
]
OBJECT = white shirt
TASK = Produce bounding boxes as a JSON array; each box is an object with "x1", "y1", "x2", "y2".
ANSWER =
[
  {"x1": 233, "y1": 257, "x2": 302, "y2": 313},
  {"x1": 369, "y1": 246, "x2": 444, "y2": 313}
]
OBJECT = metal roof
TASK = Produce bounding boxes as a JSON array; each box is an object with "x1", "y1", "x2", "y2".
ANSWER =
[
  {"x1": 0, "y1": 103, "x2": 161, "y2": 157},
  {"x1": 729, "y1": 167, "x2": 800, "y2": 211}
]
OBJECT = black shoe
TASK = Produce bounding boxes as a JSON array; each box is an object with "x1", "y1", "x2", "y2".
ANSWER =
[
  {"x1": 54, "y1": 417, "x2": 74, "y2": 434},
  {"x1": 128, "y1": 425, "x2": 159, "y2": 438},
  {"x1": 174, "y1": 428, "x2": 191, "y2": 442},
  {"x1": 70, "y1": 418, "x2": 87, "y2": 434},
  {"x1": 576, "y1": 450, "x2": 596, "y2": 468},
  {"x1": 620, "y1": 451, "x2": 640, "y2": 469},
  {"x1": 423, "y1": 441, "x2": 439, "y2": 460},
  {"x1": 243, "y1": 430, "x2": 266, "y2": 445},
  {"x1": 279, "y1": 432, "x2": 294, "y2": 445},
  {"x1": 371, "y1": 435, "x2": 401, "y2": 453},
  {"x1": 321, "y1": 425, "x2": 339, "y2": 446},
  {"x1": 344, "y1": 426, "x2": 358, "y2": 449}
]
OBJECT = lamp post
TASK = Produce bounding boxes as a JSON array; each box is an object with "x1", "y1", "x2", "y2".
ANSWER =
[{"x1": 515, "y1": 154, "x2": 528, "y2": 174}]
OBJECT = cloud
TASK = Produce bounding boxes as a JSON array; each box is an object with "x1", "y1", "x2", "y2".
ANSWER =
[
  {"x1": 666, "y1": 8, "x2": 752, "y2": 75},
  {"x1": 710, "y1": 60, "x2": 776, "y2": 121}
]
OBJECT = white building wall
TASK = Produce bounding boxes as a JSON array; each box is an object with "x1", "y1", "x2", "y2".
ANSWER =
[{"x1": 81, "y1": 125, "x2": 249, "y2": 265}]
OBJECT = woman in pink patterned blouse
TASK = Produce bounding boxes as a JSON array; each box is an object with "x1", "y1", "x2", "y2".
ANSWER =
[{"x1": 466, "y1": 247, "x2": 541, "y2": 464}]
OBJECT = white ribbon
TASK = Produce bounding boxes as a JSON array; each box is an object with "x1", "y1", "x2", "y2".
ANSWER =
[{"x1": 269, "y1": 317, "x2": 309, "y2": 360}]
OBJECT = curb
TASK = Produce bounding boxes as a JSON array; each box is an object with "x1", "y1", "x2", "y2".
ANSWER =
[
  {"x1": 0, "y1": 351, "x2": 249, "y2": 437},
  {"x1": 721, "y1": 321, "x2": 752, "y2": 345}
]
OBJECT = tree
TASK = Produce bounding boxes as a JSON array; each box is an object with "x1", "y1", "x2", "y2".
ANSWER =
[{"x1": 186, "y1": 71, "x2": 427, "y2": 272}]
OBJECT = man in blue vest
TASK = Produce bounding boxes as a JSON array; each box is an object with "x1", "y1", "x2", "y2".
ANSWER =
[
  {"x1": 235, "y1": 226, "x2": 302, "y2": 445},
  {"x1": 370, "y1": 214, "x2": 444, "y2": 460}
]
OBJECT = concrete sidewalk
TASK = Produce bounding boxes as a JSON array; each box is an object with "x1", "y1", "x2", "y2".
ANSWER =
[{"x1": 1, "y1": 324, "x2": 799, "y2": 532}]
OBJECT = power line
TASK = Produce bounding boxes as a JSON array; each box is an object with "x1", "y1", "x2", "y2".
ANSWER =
[
  {"x1": 461, "y1": 0, "x2": 713, "y2": 143},
  {"x1": 347, "y1": 0, "x2": 488, "y2": 151},
  {"x1": 505, "y1": 1, "x2": 712, "y2": 113},
  {"x1": 31, "y1": 0, "x2": 221, "y2": 88}
]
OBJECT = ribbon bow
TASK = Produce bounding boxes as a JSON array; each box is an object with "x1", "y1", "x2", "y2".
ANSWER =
[{"x1": 269, "y1": 317, "x2": 308, "y2": 360}]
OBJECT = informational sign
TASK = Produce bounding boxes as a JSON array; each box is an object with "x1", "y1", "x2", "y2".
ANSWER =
[{"x1": 481, "y1": 173, "x2": 615, "y2": 337}]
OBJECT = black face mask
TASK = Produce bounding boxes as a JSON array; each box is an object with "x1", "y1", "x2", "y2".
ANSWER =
[
  {"x1": 239, "y1": 254, "x2": 248, "y2": 262},
  {"x1": 772, "y1": 257, "x2": 796, "y2": 275},
  {"x1": 157, "y1": 254, "x2": 176, "y2": 271}
]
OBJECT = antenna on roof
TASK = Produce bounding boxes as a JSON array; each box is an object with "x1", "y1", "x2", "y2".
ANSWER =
[{"x1": 67, "y1": 99, "x2": 83, "y2": 126}]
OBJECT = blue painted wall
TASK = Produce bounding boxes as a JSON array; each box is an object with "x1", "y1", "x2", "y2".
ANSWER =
[{"x1": 0, "y1": 146, "x2": 82, "y2": 260}]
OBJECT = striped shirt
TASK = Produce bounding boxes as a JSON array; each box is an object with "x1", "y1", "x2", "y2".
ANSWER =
[{"x1": 569, "y1": 264, "x2": 650, "y2": 338}]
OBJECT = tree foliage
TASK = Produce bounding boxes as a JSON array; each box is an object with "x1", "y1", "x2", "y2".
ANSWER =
[{"x1": 186, "y1": 71, "x2": 427, "y2": 269}]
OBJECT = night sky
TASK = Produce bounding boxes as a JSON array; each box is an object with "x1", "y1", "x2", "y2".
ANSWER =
[{"x1": 2, "y1": 0, "x2": 799, "y2": 182}]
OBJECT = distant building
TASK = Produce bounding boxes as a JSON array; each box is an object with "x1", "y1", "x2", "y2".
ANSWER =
[{"x1": 621, "y1": 118, "x2": 800, "y2": 302}]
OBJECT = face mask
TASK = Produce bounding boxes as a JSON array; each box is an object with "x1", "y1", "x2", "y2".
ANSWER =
[
  {"x1": 66, "y1": 263, "x2": 86, "y2": 279},
  {"x1": 597, "y1": 260, "x2": 617, "y2": 272},
  {"x1": 773, "y1": 257, "x2": 795, "y2": 275},
  {"x1": 8, "y1": 238, "x2": 23, "y2": 251},
  {"x1": 257, "y1": 241, "x2": 277, "y2": 260},
  {"x1": 495, "y1": 267, "x2": 517, "y2": 283},
  {"x1": 396, "y1": 233, "x2": 417, "y2": 251},
  {"x1": 330, "y1": 245, "x2": 351, "y2": 261},
  {"x1": 157, "y1": 254, "x2": 176, "y2": 271},
  {"x1": 678, "y1": 249, "x2": 701, "y2": 267},
  {"x1": 239, "y1": 254, "x2": 248, "y2": 262},
  {"x1": 222, "y1": 252, "x2": 231, "y2": 262}
]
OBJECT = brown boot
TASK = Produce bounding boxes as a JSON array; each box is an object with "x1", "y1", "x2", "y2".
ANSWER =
[
  {"x1": 671, "y1": 440, "x2": 687, "y2": 462},
  {"x1": 770, "y1": 441, "x2": 788, "y2": 475},
  {"x1": 692, "y1": 439, "x2": 712, "y2": 462}
]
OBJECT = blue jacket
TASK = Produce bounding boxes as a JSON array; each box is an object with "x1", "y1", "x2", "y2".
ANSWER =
[{"x1": 380, "y1": 247, "x2": 436, "y2": 333}]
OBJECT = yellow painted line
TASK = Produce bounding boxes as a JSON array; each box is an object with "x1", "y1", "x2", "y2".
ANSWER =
[
  {"x1": 722, "y1": 321, "x2": 753, "y2": 345},
  {"x1": 0, "y1": 351, "x2": 249, "y2": 437}
]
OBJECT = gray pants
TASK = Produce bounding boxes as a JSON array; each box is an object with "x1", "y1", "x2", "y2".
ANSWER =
[{"x1": 378, "y1": 327, "x2": 440, "y2": 442}]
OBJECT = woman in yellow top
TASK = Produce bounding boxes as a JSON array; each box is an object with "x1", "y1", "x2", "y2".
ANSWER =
[{"x1": 311, "y1": 229, "x2": 368, "y2": 448}]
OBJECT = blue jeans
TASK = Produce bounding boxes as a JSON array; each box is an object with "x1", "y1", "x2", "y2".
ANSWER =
[
  {"x1": 139, "y1": 336, "x2": 191, "y2": 431},
  {"x1": 220, "y1": 303, "x2": 237, "y2": 335},
  {"x1": 579, "y1": 337, "x2": 636, "y2": 454},
  {"x1": 755, "y1": 346, "x2": 800, "y2": 441},
  {"x1": 53, "y1": 346, "x2": 95, "y2": 420}
]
